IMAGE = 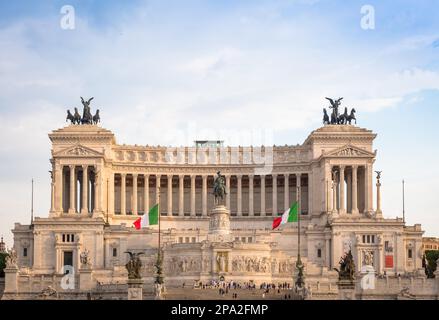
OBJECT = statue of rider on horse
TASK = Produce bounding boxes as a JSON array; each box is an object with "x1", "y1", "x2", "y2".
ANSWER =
[{"x1": 213, "y1": 171, "x2": 227, "y2": 205}]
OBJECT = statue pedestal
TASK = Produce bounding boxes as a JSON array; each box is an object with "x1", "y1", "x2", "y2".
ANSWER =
[
  {"x1": 79, "y1": 267, "x2": 94, "y2": 291},
  {"x1": 127, "y1": 279, "x2": 144, "y2": 300},
  {"x1": 207, "y1": 205, "x2": 231, "y2": 243},
  {"x1": 337, "y1": 280, "x2": 356, "y2": 300},
  {"x1": 4, "y1": 266, "x2": 19, "y2": 295}
]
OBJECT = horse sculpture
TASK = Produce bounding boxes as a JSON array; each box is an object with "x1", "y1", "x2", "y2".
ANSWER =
[
  {"x1": 346, "y1": 108, "x2": 356, "y2": 125},
  {"x1": 323, "y1": 108, "x2": 330, "y2": 125},
  {"x1": 66, "y1": 110, "x2": 75, "y2": 124},
  {"x1": 73, "y1": 107, "x2": 81, "y2": 124},
  {"x1": 93, "y1": 109, "x2": 100, "y2": 124},
  {"x1": 338, "y1": 107, "x2": 349, "y2": 125}
]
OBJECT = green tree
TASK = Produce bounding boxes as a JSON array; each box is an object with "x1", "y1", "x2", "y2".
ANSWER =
[
  {"x1": 425, "y1": 250, "x2": 439, "y2": 278},
  {"x1": 0, "y1": 252, "x2": 6, "y2": 277}
]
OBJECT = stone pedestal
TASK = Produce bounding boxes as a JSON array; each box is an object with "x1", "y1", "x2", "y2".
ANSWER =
[
  {"x1": 79, "y1": 267, "x2": 94, "y2": 291},
  {"x1": 127, "y1": 279, "x2": 144, "y2": 300},
  {"x1": 337, "y1": 280, "x2": 356, "y2": 300},
  {"x1": 4, "y1": 266, "x2": 19, "y2": 295},
  {"x1": 207, "y1": 205, "x2": 231, "y2": 243}
]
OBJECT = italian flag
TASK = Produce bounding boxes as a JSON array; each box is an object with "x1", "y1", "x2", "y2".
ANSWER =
[
  {"x1": 133, "y1": 204, "x2": 159, "y2": 229},
  {"x1": 272, "y1": 202, "x2": 298, "y2": 230}
]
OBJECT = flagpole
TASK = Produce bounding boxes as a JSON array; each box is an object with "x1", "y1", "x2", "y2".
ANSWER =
[
  {"x1": 31, "y1": 178, "x2": 34, "y2": 226},
  {"x1": 402, "y1": 179, "x2": 405, "y2": 224}
]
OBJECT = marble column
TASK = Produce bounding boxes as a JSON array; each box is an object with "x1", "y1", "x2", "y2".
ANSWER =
[
  {"x1": 376, "y1": 174, "x2": 382, "y2": 217},
  {"x1": 144, "y1": 175, "x2": 149, "y2": 214},
  {"x1": 237, "y1": 175, "x2": 242, "y2": 216},
  {"x1": 81, "y1": 165, "x2": 88, "y2": 214},
  {"x1": 284, "y1": 174, "x2": 289, "y2": 210},
  {"x1": 167, "y1": 175, "x2": 173, "y2": 216},
  {"x1": 55, "y1": 162, "x2": 63, "y2": 213},
  {"x1": 69, "y1": 165, "x2": 76, "y2": 214},
  {"x1": 272, "y1": 174, "x2": 277, "y2": 216},
  {"x1": 352, "y1": 166, "x2": 359, "y2": 215},
  {"x1": 121, "y1": 173, "x2": 126, "y2": 215},
  {"x1": 332, "y1": 169, "x2": 338, "y2": 215},
  {"x1": 93, "y1": 166, "x2": 99, "y2": 213},
  {"x1": 179, "y1": 175, "x2": 184, "y2": 216},
  {"x1": 260, "y1": 175, "x2": 266, "y2": 216},
  {"x1": 132, "y1": 174, "x2": 138, "y2": 215},
  {"x1": 308, "y1": 172, "x2": 313, "y2": 215},
  {"x1": 225, "y1": 175, "x2": 231, "y2": 209},
  {"x1": 249, "y1": 175, "x2": 254, "y2": 216},
  {"x1": 190, "y1": 175, "x2": 196, "y2": 216},
  {"x1": 365, "y1": 163, "x2": 372, "y2": 214},
  {"x1": 339, "y1": 166, "x2": 346, "y2": 214},
  {"x1": 202, "y1": 175, "x2": 207, "y2": 216}
]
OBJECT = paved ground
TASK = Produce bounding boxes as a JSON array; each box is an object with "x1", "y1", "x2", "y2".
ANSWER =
[{"x1": 162, "y1": 288, "x2": 298, "y2": 300}]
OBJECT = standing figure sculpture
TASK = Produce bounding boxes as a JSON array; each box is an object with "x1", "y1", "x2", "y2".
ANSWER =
[
  {"x1": 325, "y1": 97, "x2": 343, "y2": 124},
  {"x1": 125, "y1": 251, "x2": 144, "y2": 279},
  {"x1": 213, "y1": 171, "x2": 227, "y2": 205},
  {"x1": 80, "y1": 96, "x2": 94, "y2": 124}
]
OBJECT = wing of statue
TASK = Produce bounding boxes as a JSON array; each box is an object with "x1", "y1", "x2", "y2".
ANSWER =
[
  {"x1": 80, "y1": 97, "x2": 85, "y2": 104},
  {"x1": 124, "y1": 251, "x2": 134, "y2": 259},
  {"x1": 87, "y1": 97, "x2": 94, "y2": 104},
  {"x1": 325, "y1": 97, "x2": 335, "y2": 107}
]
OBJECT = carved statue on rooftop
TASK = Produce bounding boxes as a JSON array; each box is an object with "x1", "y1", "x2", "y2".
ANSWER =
[
  {"x1": 125, "y1": 251, "x2": 144, "y2": 279},
  {"x1": 66, "y1": 97, "x2": 100, "y2": 125},
  {"x1": 323, "y1": 97, "x2": 357, "y2": 126}
]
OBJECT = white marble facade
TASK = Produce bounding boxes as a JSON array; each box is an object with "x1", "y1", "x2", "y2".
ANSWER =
[{"x1": 5, "y1": 124, "x2": 425, "y2": 298}]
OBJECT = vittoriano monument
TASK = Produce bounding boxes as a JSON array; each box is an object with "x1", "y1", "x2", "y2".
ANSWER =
[
  {"x1": 66, "y1": 97, "x2": 100, "y2": 125},
  {"x1": 323, "y1": 97, "x2": 356, "y2": 125}
]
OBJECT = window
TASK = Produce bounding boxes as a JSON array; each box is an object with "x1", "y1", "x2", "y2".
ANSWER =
[
  {"x1": 63, "y1": 251, "x2": 73, "y2": 272},
  {"x1": 62, "y1": 234, "x2": 66, "y2": 242},
  {"x1": 191, "y1": 237, "x2": 196, "y2": 243},
  {"x1": 362, "y1": 235, "x2": 366, "y2": 243},
  {"x1": 362, "y1": 234, "x2": 376, "y2": 244},
  {"x1": 241, "y1": 237, "x2": 246, "y2": 243},
  {"x1": 317, "y1": 248, "x2": 322, "y2": 258},
  {"x1": 185, "y1": 237, "x2": 189, "y2": 243},
  {"x1": 235, "y1": 237, "x2": 239, "y2": 241},
  {"x1": 408, "y1": 249, "x2": 413, "y2": 259},
  {"x1": 179, "y1": 237, "x2": 183, "y2": 243},
  {"x1": 247, "y1": 237, "x2": 252, "y2": 243},
  {"x1": 112, "y1": 248, "x2": 117, "y2": 257},
  {"x1": 371, "y1": 235, "x2": 375, "y2": 243},
  {"x1": 23, "y1": 247, "x2": 28, "y2": 257}
]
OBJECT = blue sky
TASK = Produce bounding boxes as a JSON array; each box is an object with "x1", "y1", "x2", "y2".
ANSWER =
[{"x1": 0, "y1": 0, "x2": 439, "y2": 245}]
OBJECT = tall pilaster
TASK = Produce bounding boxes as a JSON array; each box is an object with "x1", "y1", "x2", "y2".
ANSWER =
[
  {"x1": 144, "y1": 174, "x2": 149, "y2": 214},
  {"x1": 284, "y1": 174, "x2": 289, "y2": 210},
  {"x1": 121, "y1": 173, "x2": 126, "y2": 215},
  {"x1": 365, "y1": 163, "x2": 373, "y2": 214},
  {"x1": 332, "y1": 169, "x2": 338, "y2": 215},
  {"x1": 339, "y1": 166, "x2": 346, "y2": 214},
  {"x1": 190, "y1": 175, "x2": 196, "y2": 216},
  {"x1": 132, "y1": 174, "x2": 138, "y2": 215},
  {"x1": 272, "y1": 174, "x2": 277, "y2": 216},
  {"x1": 202, "y1": 175, "x2": 207, "y2": 216},
  {"x1": 352, "y1": 166, "x2": 359, "y2": 215},
  {"x1": 249, "y1": 175, "x2": 254, "y2": 216},
  {"x1": 55, "y1": 162, "x2": 63, "y2": 213},
  {"x1": 260, "y1": 175, "x2": 266, "y2": 216},
  {"x1": 308, "y1": 172, "x2": 313, "y2": 215},
  {"x1": 179, "y1": 175, "x2": 184, "y2": 216},
  {"x1": 167, "y1": 175, "x2": 173, "y2": 216},
  {"x1": 237, "y1": 175, "x2": 242, "y2": 216},
  {"x1": 68, "y1": 165, "x2": 76, "y2": 214}
]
